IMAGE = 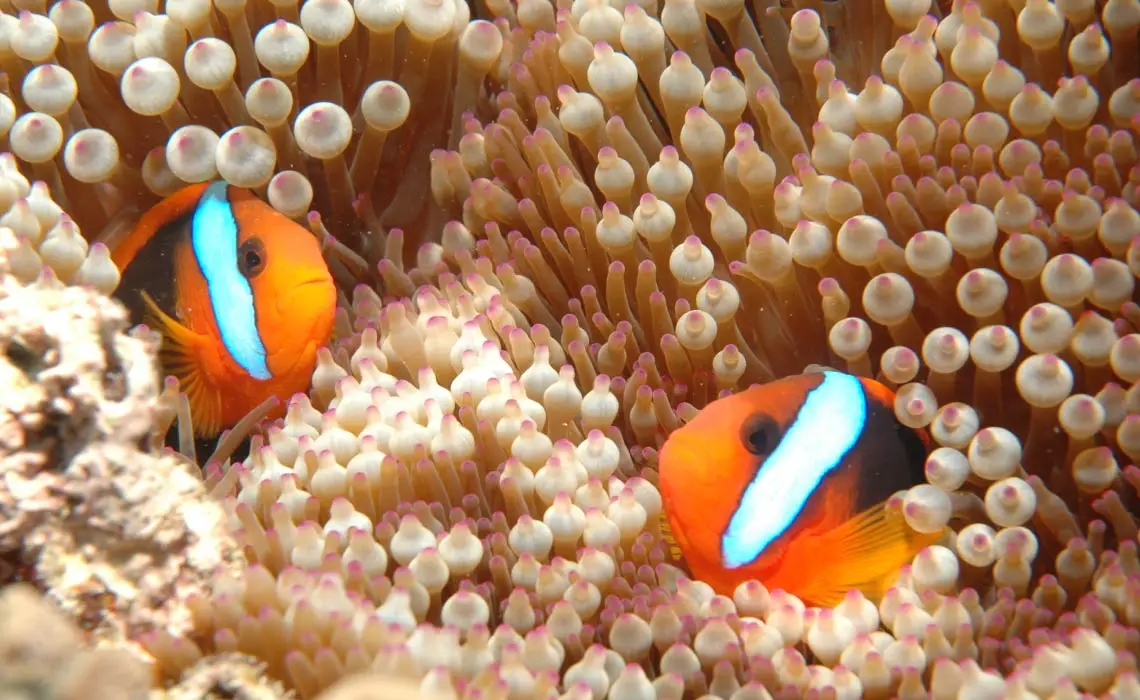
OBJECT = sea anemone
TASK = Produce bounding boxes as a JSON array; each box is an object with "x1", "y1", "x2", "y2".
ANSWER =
[{"x1": 0, "y1": 0, "x2": 1139, "y2": 697}]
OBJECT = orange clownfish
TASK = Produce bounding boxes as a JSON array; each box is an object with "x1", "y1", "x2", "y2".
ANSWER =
[
  {"x1": 658, "y1": 371, "x2": 944, "y2": 607},
  {"x1": 112, "y1": 181, "x2": 336, "y2": 438}
]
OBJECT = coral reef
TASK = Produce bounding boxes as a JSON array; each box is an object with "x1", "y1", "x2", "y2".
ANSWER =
[
  {"x1": 0, "y1": 259, "x2": 244, "y2": 644},
  {"x1": 0, "y1": 584, "x2": 152, "y2": 700},
  {"x1": 163, "y1": 654, "x2": 290, "y2": 700},
  {"x1": 0, "y1": 0, "x2": 1138, "y2": 698}
]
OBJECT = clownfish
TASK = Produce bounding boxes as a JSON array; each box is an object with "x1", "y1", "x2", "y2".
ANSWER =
[
  {"x1": 658, "y1": 370, "x2": 944, "y2": 607},
  {"x1": 112, "y1": 181, "x2": 336, "y2": 438}
]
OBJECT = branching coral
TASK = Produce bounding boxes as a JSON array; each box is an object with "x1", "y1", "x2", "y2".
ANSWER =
[{"x1": 0, "y1": 0, "x2": 1138, "y2": 698}]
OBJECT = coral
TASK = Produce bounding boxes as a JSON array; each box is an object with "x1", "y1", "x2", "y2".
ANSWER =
[
  {"x1": 0, "y1": 264, "x2": 243, "y2": 644},
  {"x1": 163, "y1": 654, "x2": 290, "y2": 700},
  {"x1": 0, "y1": 583, "x2": 152, "y2": 700},
  {"x1": 0, "y1": 583, "x2": 284, "y2": 700}
]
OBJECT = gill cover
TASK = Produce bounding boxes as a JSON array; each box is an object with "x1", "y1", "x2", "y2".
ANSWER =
[
  {"x1": 192, "y1": 180, "x2": 272, "y2": 380},
  {"x1": 720, "y1": 371, "x2": 868, "y2": 568}
]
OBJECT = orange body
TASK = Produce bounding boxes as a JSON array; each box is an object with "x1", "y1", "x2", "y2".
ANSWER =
[
  {"x1": 112, "y1": 182, "x2": 336, "y2": 437},
  {"x1": 658, "y1": 371, "x2": 942, "y2": 607}
]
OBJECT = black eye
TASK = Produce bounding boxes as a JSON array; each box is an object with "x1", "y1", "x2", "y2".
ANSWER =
[
  {"x1": 740, "y1": 414, "x2": 780, "y2": 456},
  {"x1": 238, "y1": 239, "x2": 266, "y2": 278}
]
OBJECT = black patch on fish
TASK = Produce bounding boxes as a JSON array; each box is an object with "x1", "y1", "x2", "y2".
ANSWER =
[
  {"x1": 896, "y1": 414, "x2": 931, "y2": 485},
  {"x1": 114, "y1": 208, "x2": 193, "y2": 324},
  {"x1": 851, "y1": 389, "x2": 930, "y2": 514}
]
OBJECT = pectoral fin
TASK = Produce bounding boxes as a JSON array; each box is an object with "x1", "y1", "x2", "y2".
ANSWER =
[
  {"x1": 139, "y1": 291, "x2": 225, "y2": 437},
  {"x1": 782, "y1": 500, "x2": 944, "y2": 607}
]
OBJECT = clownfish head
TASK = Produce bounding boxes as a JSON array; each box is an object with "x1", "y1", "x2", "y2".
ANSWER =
[{"x1": 221, "y1": 186, "x2": 336, "y2": 381}]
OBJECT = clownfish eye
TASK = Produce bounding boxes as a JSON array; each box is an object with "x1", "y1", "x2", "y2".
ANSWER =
[
  {"x1": 740, "y1": 413, "x2": 780, "y2": 456},
  {"x1": 238, "y1": 238, "x2": 266, "y2": 278}
]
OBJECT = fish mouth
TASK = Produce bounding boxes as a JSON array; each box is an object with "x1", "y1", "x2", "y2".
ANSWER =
[
  {"x1": 656, "y1": 438, "x2": 712, "y2": 563},
  {"x1": 271, "y1": 276, "x2": 336, "y2": 364},
  {"x1": 278, "y1": 276, "x2": 335, "y2": 311},
  {"x1": 296, "y1": 276, "x2": 334, "y2": 289}
]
